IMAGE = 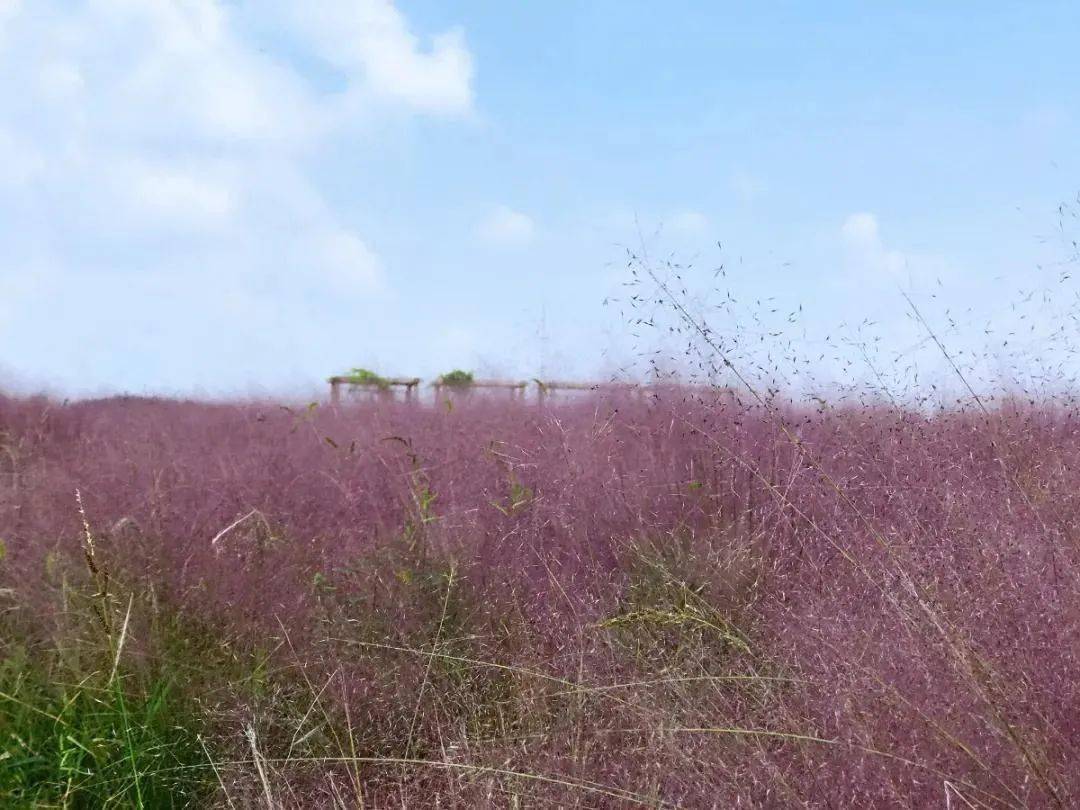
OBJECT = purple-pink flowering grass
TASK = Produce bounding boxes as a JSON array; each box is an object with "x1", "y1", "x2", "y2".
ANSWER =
[{"x1": 1, "y1": 391, "x2": 1078, "y2": 806}]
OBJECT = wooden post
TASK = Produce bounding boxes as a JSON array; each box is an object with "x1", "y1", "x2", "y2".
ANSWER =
[{"x1": 330, "y1": 379, "x2": 341, "y2": 405}]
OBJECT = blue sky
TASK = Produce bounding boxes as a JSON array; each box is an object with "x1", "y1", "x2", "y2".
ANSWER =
[{"x1": 2, "y1": 1, "x2": 1079, "y2": 397}]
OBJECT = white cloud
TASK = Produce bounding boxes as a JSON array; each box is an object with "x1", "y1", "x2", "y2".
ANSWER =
[
  {"x1": 310, "y1": 228, "x2": 385, "y2": 293},
  {"x1": 839, "y1": 212, "x2": 954, "y2": 296},
  {"x1": 126, "y1": 161, "x2": 238, "y2": 227},
  {"x1": 255, "y1": 0, "x2": 474, "y2": 117},
  {"x1": 666, "y1": 209, "x2": 709, "y2": 236},
  {"x1": 0, "y1": 0, "x2": 18, "y2": 42},
  {"x1": 0, "y1": 0, "x2": 472, "y2": 390},
  {"x1": 38, "y1": 62, "x2": 85, "y2": 99},
  {"x1": 841, "y1": 212, "x2": 906, "y2": 278},
  {"x1": 841, "y1": 212, "x2": 879, "y2": 246},
  {"x1": 476, "y1": 206, "x2": 536, "y2": 246}
]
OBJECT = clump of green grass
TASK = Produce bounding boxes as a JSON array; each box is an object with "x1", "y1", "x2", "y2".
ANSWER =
[
  {"x1": 490, "y1": 478, "x2": 534, "y2": 518},
  {"x1": 601, "y1": 535, "x2": 756, "y2": 667},
  {"x1": 0, "y1": 521, "x2": 211, "y2": 808},
  {"x1": 0, "y1": 637, "x2": 209, "y2": 807},
  {"x1": 0, "y1": 500, "x2": 320, "y2": 807}
]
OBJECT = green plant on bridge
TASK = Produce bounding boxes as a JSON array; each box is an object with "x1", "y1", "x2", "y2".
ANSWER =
[
  {"x1": 335, "y1": 368, "x2": 389, "y2": 389},
  {"x1": 439, "y1": 369, "x2": 475, "y2": 387}
]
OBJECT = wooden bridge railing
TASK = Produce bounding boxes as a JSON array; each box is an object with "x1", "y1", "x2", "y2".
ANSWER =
[
  {"x1": 534, "y1": 380, "x2": 644, "y2": 403},
  {"x1": 432, "y1": 378, "x2": 529, "y2": 400},
  {"x1": 328, "y1": 375, "x2": 730, "y2": 405},
  {"x1": 328, "y1": 376, "x2": 421, "y2": 405}
]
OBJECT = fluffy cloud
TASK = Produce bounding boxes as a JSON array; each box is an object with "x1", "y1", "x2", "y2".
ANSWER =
[
  {"x1": 841, "y1": 213, "x2": 907, "y2": 278},
  {"x1": 0, "y1": 0, "x2": 18, "y2": 41},
  {"x1": 309, "y1": 228, "x2": 385, "y2": 294},
  {"x1": 666, "y1": 209, "x2": 710, "y2": 236},
  {"x1": 125, "y1": 161, "x2": 239, "y2": 228},
  {"x1": 476, "y1": 206, "x2": 536, "y2": 246},
  {"x1": 0, "y1": 0, "x2": 475, "y2": 391},
  {"x1": 839, "y1": 212, "x2": 954, "y2": 297},
  {"x1": 263, "y1": 0, "x2": 474, "y2": 117}
]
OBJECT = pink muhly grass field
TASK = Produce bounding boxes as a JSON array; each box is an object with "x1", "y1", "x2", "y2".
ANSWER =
[{"x1": 1, "y1": 390, "x2": 1078, "y2": 806}]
